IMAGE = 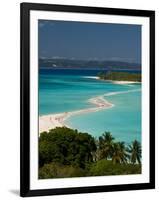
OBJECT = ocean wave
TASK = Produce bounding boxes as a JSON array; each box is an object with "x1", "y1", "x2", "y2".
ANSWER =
[{"x1": 82, "y1": 76, "x2": 99, "y2": 79}]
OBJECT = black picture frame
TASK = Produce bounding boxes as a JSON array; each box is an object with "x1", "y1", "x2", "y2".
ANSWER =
[{"x1": 20, "y1": 2, "x2": 155, "y2": 197}]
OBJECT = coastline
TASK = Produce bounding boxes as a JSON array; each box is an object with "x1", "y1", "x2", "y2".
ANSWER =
[
  {"x1": 39, "y1": 80, "x2": 141, "y2": 133},
  {"x1": 84, "y1": 76, "x2": 141, "y2": 85},
  {"x1": 39, "y1": 96, "x2": 114, "y2": 133},
  {"x1": 101, "y1": 79, "x2": 141, "y2": 85},
  {"x1": 110, "y1": 80, "x2": 141, "y2": 85}
]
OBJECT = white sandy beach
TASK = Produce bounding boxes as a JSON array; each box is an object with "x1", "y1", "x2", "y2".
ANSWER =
[
  {"x1": 112, "y1": 80, "x2": 140, "y2": 85},
  {"x1": 39, "y1": 96, "x2": 114, "y2": 133}
]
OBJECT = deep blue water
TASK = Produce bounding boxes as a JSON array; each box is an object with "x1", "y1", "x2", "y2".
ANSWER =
[{"x1": 40, "y1": 68, "x2": 140, "y2": 76}]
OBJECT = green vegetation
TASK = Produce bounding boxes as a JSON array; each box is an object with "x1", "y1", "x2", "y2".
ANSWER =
[
  {"x1": 98, "y1": 71, "x2": 141, "y2": 82},
  {"x1": 39, "y1": 127, "x2": 96, "y2": 168},
  {"x1": 39, "y1": 162, "x2": 86, "y2": 179},
  {"x1": 39, "y1": 127, "x2": 141, "y2": 179},
  {"x1": 127, "y1": 140, "x2": 141, "y2": 164},
  {"x1": 89, "y1": 159, "x2": 141, "y2": 176}
]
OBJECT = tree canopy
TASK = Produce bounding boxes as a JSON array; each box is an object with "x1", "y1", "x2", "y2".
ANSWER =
[
  {"x1": 39, "y1": 127, "x2": 96, "y2": 168},
  {"x1": 98, "y1": 71, "x2": 141, "y2": 82},
  {"x1": 39, "y1": 127, "x2": 141, "y2": 179}
]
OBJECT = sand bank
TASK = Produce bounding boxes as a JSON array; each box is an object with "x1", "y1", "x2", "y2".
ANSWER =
[
  {"x1": 112, "y1": 80, "x2": 141, "y2": 85},
  {"x1": 39, "y1": 96, "x2": 114, "y2": 133}
]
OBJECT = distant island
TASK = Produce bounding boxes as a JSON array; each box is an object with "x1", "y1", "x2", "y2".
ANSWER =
[
  {"x1": 98, "y1": 71, "x2": 141, "y2": 82},
  {"x1": 39, "y1": 58, "x2": 141, "y2": 71}
]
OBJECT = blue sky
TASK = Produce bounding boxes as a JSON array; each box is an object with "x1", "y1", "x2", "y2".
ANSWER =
[{"x1": 38, "y1": 20, "x2": 141, "y2": 64}]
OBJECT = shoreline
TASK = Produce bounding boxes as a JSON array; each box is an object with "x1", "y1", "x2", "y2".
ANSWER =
[
  {"x1": 100, "y1": 79, "x2": 141, "y2": 85},
  {"x1": 110, "y1": 80, "x2": 141, "y2": 85},
  {"x1": 39, "y1": 78, "x2": 141, "y2": 133},
  {"x1": 39, "y1": 96, "x2": 114, "y2": 133},
  {"x1": 84, "y1": 76, "x2": 141, "y2": 85}
]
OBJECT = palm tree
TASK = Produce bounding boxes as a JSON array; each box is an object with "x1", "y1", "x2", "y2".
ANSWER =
[
  {"x1": 127, "y1": 140, "x2": 141, "y2": 164},
  {"x1": 92, "y1": 139, "x2": 100, "y2": 162},
  {"x1": 112, "y1": 142, "x2": 128, "y2": 164},
  {"x1": 98, "y1": 132, "x2": 114, "y2": 160}
]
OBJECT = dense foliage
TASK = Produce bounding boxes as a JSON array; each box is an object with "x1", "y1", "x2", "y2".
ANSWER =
[
  {"x1": 89, "y1": 159, "x2": 141, "y2": 176},
  {"x1": 39, "y1": 127, "x2": 96, "y2": 168},
  {"x1": 98, "y1": 71, "x2": 141, "y2": 82},
  {"x1": 39, "y1": 127, "x2": 141, "y2": 179},
  {"x1": 39, "y1": 162, "x2": 86, "y2": 179}
]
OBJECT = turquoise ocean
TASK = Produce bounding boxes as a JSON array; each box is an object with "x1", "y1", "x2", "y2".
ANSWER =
[{"x1": 39, "y1": 68, "x2": 141, "y2": 143}]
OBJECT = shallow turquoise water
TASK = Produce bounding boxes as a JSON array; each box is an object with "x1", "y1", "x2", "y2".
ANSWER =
[{"x1": 39, "y1": 69, "x2": 141, "y2": 143}]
